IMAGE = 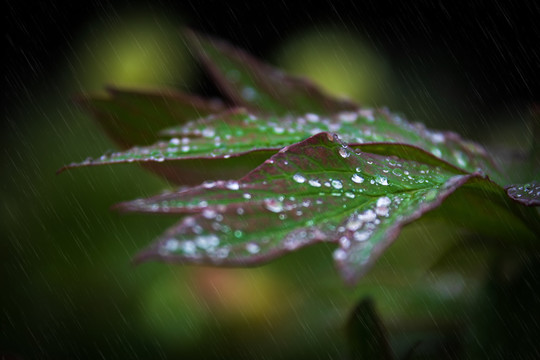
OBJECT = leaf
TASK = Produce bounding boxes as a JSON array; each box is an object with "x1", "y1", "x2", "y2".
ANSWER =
[
  {"x1": 346, "y1": 297, "x2": 394, "y2": 360},
  {"x1": 115, "y1": 132, "x2": 535, "y2": 285},
  {"x1": 76, "y1": 86, "x2": 225, "y2": 148},
  {"x1": 61, "y1": 108, "x2": 501, "y2": 184},
  {"x1": 185, "y1": 29, "x2": 359, "y2": 115},
  {"x1": 505, "y1": 182, "x2": 540, "y2": 206}
]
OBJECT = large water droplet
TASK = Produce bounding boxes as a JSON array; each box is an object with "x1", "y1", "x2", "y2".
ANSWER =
[
  {"x1": 331, "y1": 179, "x2": 343, "y2": 189},
  {"x1": 376, "y1": 197, "x2": 391, "y2": 207},
  {"x1": 339, "y1": 148, "x2": 350, "y2": 158},
  {"x1": 351, "y1": 174, "x2": 364, "y2": 184},
  {"x1": 293, "y1": 173, "x2": 306, "y2": 183},
  {"x1": 226, "y1": 181, "x2": 240, "y2": 190},
  {"x1": 375, "y1": 175, "x2": 389, "y2": 186}
]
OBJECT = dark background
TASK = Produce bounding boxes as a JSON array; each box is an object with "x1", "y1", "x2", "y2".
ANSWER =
[{"x1": 6, "y1": 0, "x2": 539, "y2": 119}]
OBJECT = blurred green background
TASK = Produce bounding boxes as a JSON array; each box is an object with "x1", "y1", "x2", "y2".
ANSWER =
[{"x1": 3, "y1": 1, "x2": 539, "y2": 359}]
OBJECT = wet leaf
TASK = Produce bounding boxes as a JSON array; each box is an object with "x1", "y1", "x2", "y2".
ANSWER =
[
  {"x1": 61, "y1": 108, "x2": 500, "y2": 184},
  {"x1": 505, "y1": 182, "x2": 540, "y2": 206},
  {"x1": 77, "y1": 86, "x2": 225, "y2": 148},
  {"x1": 116, "y1": 133, "x2": 535, "y2": 285},
  {"x1": 185, "y1": 29, "x2": 359, "y2": 115}
]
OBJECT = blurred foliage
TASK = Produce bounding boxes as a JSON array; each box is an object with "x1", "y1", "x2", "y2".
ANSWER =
[{"x1": 2, "y1": 9, "x2": 539, "y2": 360}]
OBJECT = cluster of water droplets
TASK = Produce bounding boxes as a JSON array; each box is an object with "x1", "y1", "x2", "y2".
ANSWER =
[
  {"x1": 154, "y1": 202, "x2": 271, "y2": 264},
  {"x1": 506, "y1": 182, "x2": 540, "y2": 204}
]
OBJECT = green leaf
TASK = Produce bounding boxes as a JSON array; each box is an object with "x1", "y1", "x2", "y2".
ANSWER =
[
  {"x1": 117, "y1": 133, "x2": 536, "y2": 284},
  {"x1": 185, "y1": 29, "x2": 359, "y2": 115},
  {"x1": 346, "y1": 297, "x2": 394, "y2": 360},
  {"x1": 61, "y1": 108, "x2": 501, "y2": 184},
  {"x1": 77, "y1": 86, "x2": 225, "y2": 148}
]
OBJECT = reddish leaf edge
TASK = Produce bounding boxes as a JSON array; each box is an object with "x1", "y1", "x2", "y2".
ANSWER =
[
  {"x1": 183, "y1": 28, "x2": 360, "y2": 114},
  {"x1": 505, "y1": 181, "x2": 540, "y2": 207}
]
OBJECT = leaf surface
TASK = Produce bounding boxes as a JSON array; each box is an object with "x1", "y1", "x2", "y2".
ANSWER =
[
  {"x1": 77, "y1": 86, "x2": 225, "y2": 148},
  {"x1": 505, "y1": 182, "x2": 540, "y2": 206},
  {"x1": 185, "y1": 29, "x2": 359, "y2": 115},
  {"x1": 62, "y1": 108, "x2": 499, "y2": 183},
  {"x1": 117, "y1": 132, "x2": 521, "y2": 284}
]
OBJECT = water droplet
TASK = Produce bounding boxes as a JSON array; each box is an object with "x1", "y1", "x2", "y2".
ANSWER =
[
  {"x1": 305, "y1": 113, "x2": 319, "y2": 122},
  {"x1": 264, "y1": 199, "x2": 283, "y2": 213},
  {"x1": 203, "y1": 181, "x2": 216, "y2": 189},
  {"x1": 215, "y1": 247, "x2": 230, "y2": 259},
  {"x1": 339, "y1": 236, "x2": 351, "y2": 249},
  {"x1": 202, "y1": 209, "x2": 217, "y2": 219},
  {"x1": 151, "y1": 151, "x2": 165, "y2": 162},
  {"x1": 430, "y1": 132, "x2": 445, "y2": 143},
  {"x1": 351, "y1": 174, "x2": 364, "y2": 184},
  {"x1": 243, "y1": 193, "x2": 252, "y2": 199},
  {"x1": 346, "y1": 217, "x2": 363, "y2": 231},
  {"x1": 163, "y1": 238, "x2": 180, "y2": 252},
  {"x1": 293, "y1": 173, "x2": 306, "y2": 183},
  {"x1": 196, "y1": 234, "x2": 219, "y2": 249},
  {"x1": 246, "y1": 242, "x2": 260, "y2": 254},
  {"x1": 376, "y1": 197, "x2": 391, "y2": 207},
  {"x1": 359, "y1": 109, "x2": 375, "y2": 122},
  {"x1": 358, "y1": 210, "x2": 376, "y2": 222},
  {"x1": 431, "y1": 147, "x2": 442, "y2": 158},
  {"x1": 454, "y1": 151, "x2": 467, "y2": 168},
  {"x1": 182, "y1": 240, "x2": 196, "y2": 255},
  {"x1": 375, "y1": 206, "x2": 389, "y2": 217},
  {"x1": 308, "y1": 179, "x2": 321, "y2": 187},
  {"x1": 339, "y1": 112, "x2": 357, "y2": 123},
  {"x1": 274, "y1": 127, "x2": 285, "y2": 134},
  {"x1": 202, "y1": 127, "x2": 215, "y2": 138},
  {"x1": 234, "y1": 230, "x2": 243, "y2": 238},
  {"x1": 169, "y1": 137, "x2": 181, "y2": 145},
  {"x1": 226, "y1": 181, "x2": 240, "y2": 190},
  {"x1": 333, "y1": 248, "x2": 347, "y2": 261},
  {"x1": 331, "y1": 179, "x2": 343, "y2": 189},
  {"x1": 353, "y1": 231, "x2": 370, "y2": 242},
  {"x1": 375, "y1": 175, "x2": 389, "y2": 186},
  {"x1": 339, "y1": 148, "x2": 350, "y2": 158}
]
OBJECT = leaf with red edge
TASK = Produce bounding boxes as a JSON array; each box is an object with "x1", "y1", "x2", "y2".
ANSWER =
[
  {"x1": 61, "y1": 107, "x2": 501, "y2": 185},
  {"x1": 506, "y1": 182, "x2": 540, "y2": 206},
  {"x1": 185, "y1": 29, "x2": 359, "y2": 115},
  {"x1": 116, "y1": 133, "x2": 537, "y2": 285}
]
